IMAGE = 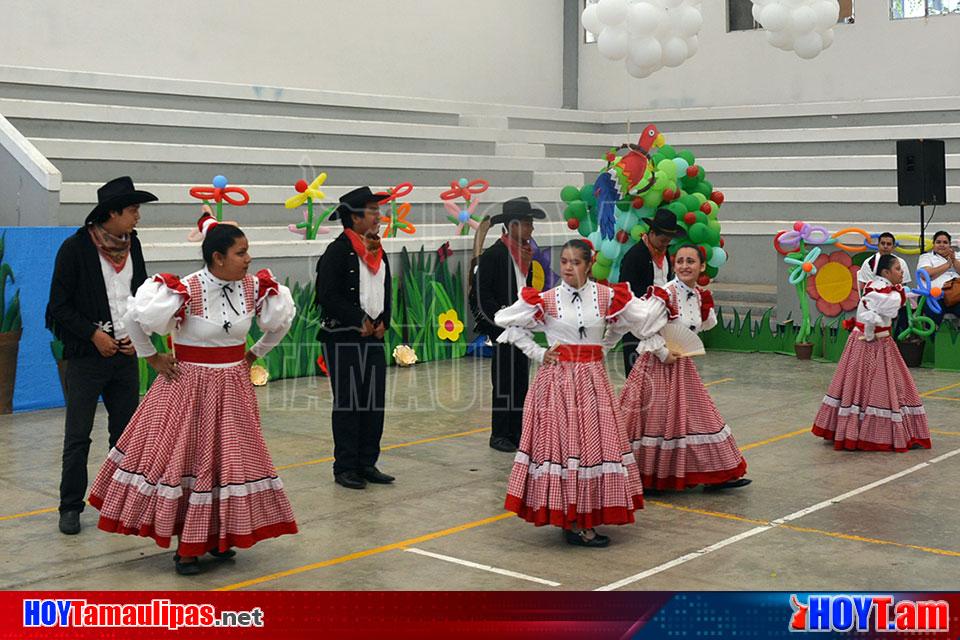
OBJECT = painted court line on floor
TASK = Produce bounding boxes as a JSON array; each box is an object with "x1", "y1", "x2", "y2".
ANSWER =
[
  {"x1": 647, "y1": 500, "x2": 960, "y2": 559},
  {"x1": 595, "y1": 446, "x2": 960, "y2": 591},
  {"x1": 214, "y1": 513, "x2": 516, "y2": 591},
  {"x1": 403, "y1": 547, "x2": 561, "y2": 587}
]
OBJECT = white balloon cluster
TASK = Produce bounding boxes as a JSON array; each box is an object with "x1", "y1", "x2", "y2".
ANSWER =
[
  {"x1": 582, "y1": 0, "x2": 703, "y2": 79},
  {"x1": 751, "y1": 0, "x2": 839, "y2": 60}
]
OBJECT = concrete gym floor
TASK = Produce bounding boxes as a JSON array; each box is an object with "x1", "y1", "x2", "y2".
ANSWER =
[{"x1": 1, "y1": 351, "x2": 958, "y2": 592}]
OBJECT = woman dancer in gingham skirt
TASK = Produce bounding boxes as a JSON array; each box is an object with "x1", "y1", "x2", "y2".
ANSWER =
[
  {"x1": 619, "y1": 245, "x2": 750, "y2": 492},
  {"x1": 494, "y1": 239, "x2": 664, "y2": 547},
  {"x1": 88, "y1": 215, "x2": 298, "y2": 575},
  {"x1": 812, "y1": 254, "x2": 931, "y2": 452}
]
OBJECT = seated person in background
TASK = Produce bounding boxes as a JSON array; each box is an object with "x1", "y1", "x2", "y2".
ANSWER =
[
  {"x1": 917, "y1": 230, "x2": 960, "y2": 326},
  {"x1": 858, "y1": 232, "x2": 911, "y2": 334}
]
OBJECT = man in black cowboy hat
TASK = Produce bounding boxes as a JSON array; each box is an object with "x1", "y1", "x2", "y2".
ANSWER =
[
  {"x1": 46, "y1": 176, "x2": 160, "y2": 535},
  {"x1": 618, "y1": 208, "x2": 684, "y2": 376},
  {"x1": 315, "y1": 186, "x2": 395, "y2": 490},
  {"x1": 470, "y1": 196, "x2": 545, "y2": 452}
]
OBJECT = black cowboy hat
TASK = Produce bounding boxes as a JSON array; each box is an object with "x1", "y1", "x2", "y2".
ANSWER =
[
  {"x1": 330, "y1": 186, "x2": 387, "y2": 221},
  {"x1": 490, "y1": 196, "x2": 547, "y2": 225},
  {"x1": 85, "y1": 176, "x2": 158, "y2": 225},
  {"x1": 641, "y1": 208, "x2": 686, "y2": 237}
]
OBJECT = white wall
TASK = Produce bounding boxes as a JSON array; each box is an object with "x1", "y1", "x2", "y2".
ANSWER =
[
  {"x1": 0, "y1": 0, "x2": 564, "y2": 108},
  {"x1": 579, "y1": 1, "x2": 960, "y2": 111}
]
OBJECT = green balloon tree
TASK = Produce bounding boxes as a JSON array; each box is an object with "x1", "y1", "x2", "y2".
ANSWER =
[{"x1": 560, "y1": 133, "x2": 728, "y2": 286}]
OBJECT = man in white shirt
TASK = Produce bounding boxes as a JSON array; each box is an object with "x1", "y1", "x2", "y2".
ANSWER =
[
  {"x1": 858, "y1": 232, "x2": 912, "y2": 334},
  {"x1": 917, "y1": 230, "x2": 960, "y2": 325},
  {"x1": 46, "y1": 177, "x2": 155, "y2": 535}
]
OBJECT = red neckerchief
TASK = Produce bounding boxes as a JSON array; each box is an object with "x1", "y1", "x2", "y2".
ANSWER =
[
  {"x1": 88, "y1": 225, "x2": 131, "y2": 273},
  {"x1": 501, "y1": 234, "x2": 531, "y2": 277},
  {"x1": 644, "y1": 235, "x2": 666, "y2": 270},
  {"x1": 344, "y1": 229, "x2": 383, "y2": 274}
]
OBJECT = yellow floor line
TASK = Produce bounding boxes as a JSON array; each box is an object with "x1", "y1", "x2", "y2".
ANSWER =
[
  {"x1": 703, "y1": 377, "x2": 735, "y2": 388},
  {"x1": 215, "y1": 512, "x2": 515, "y2": 591},
  {"x1": 0, "y1": 506, "x2": 59, "y2": 522},
  {"x1": 924, "y1": 394, "x2": 960, "y2": 403},
  {"x1": 276, "y1": 427, "x2": 490, "y2": 471},
  {"x1": 741, "y1": 428, "x2": 809, "y2": 451},
  {"x1": 920, "y1": 381, "x2": 960, "y2": 397},
  {"x1": 931, "y1": 429, "x2": 960, "y2": 436},
  {"x1": 648, "y1": 501, "x2": 960, "y2": 559},
  {"x1": 0, "y1": 427, "x2": 492, "y2": 521}
]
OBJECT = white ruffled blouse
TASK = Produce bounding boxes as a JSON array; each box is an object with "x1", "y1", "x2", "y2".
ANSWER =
[
  {"x1": 124, "y1": 267, "x2": 296, "y2": 366},
  {"x1": 493, "y1": 280, "x2": 665, "y2": 363},
  {"x1": 857, "y1": 276, "x2": 906, "y2": 340}
]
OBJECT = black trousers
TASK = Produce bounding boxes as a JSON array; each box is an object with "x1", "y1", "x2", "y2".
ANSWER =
[
  {"x1": 621, "y1": 334, "x2": 640, "y2": 379},
  {"x1": 59, "y1": 353, "x2": 139, "y2": 513},
  {"x1": 324, "y1": 333, "x2": 386, "y2": 476},
  {"x1": 491, "y1": 342, "x2": 528, "y2": 445}
]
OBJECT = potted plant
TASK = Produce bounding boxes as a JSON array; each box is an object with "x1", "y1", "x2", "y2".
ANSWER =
[
  {"x1": 896, "y1": 269, "x2": 941, "y2": 368},
  {"x1": 0, "y1": 232, "x2": 22, "y2": 413},
  {"x1": 783, "y1": 245, "x2": 820, "y2": 360}
]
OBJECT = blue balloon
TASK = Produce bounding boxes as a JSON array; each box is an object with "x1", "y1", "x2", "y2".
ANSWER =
[
  {"x1": 601, "y1": 239, "x2": 620, "y2": 260},
  {"x1": 673, "y1": 158, "x2": 689, "y2": 174},
  {"x1": 212, "y1": 174, "x2": 228, "y2": 189},
  {"x1": 458, "y1": 178, "x2": 469, "y2": 188},
  {"x1": 458, "y1": 210, "x2": 470, "y2": 223}
]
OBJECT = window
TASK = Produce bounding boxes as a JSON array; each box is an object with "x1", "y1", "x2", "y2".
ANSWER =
[
  {"x1": 891, "y1": 0, "x2": 960, "y2": 18},
  {"x1": 728, "y1": 0, "x2": 855, "y2": 32},
  {"x1": 584, "y1": 0, "x2": 597, "y2": 43}
]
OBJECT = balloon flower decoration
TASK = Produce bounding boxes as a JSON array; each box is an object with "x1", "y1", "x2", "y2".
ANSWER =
[
  {"x1": 562, "y1": 126, "x2": 727, "y2": 285},
  {"x1": 378, "y1": 182, "x2": 416, "y2": 238},
  {"x1": 783, "y1": 245, "x2": 822, "y2": 344},
  {"x1": 441, "y1": 178, "x2": 489, "y2": 236},
  {"x1": 187, "y1": 175, "x2": 249, "y2": 241},
  {"x1": 286, "y1": 173, "x2": 334, "y2": 240},
  {"x1": 898, "y1": 269, "x2": 943, "y2": 341}
]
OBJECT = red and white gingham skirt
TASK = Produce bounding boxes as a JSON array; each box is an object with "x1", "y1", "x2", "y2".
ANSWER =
[
  {"x1": 620, "y1": 353, "x2": 747, "y2": 490},
  {"x1": 88, "y1": 362, "x2": 297, "y2": 556},
  {"x1": 812, "y1": 331, "x2": 931, "y2": 452},
  {"x1": 504, "y1": 360, "x2": 644, "y2": 530}
]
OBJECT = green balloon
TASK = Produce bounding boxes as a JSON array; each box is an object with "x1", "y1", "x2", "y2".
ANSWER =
[
  {"x1": 705, "y1": 226, "x2": 721, "y2": 246},
  {"x1": 701, "y1": 180, "x2": 714, "y2": 195},
  {"x1": 660, "y1": 145, "x2": 677, "y2": 160},
  {"x1": 651, "y1": 153, "x2": 665, "y2": 165},
  {"x1": 592, "y1": 263, "x2": 611, "y2": 281},
  {"x1": 679, "y1": 150, "x2": 696, "y2": 165},
  {"x1": 695, "y1": 182, "x2": 712, "y2": 198},
  {"x1": 692, "y1": 192, "x2": 708, "y2": 205},
  {"x1": 667, "y1": 202, "x2": 687, "y2": 217},
  {"x1": 695, "y1": 212, "x2": 708, "y2": 226},
  {"x1": 645, "y1": 191, "x2": 663, "y2": 208},
  {"x1": 616, "y1": 200, "x2": 631, "y2": 212},
  {"x1": 561, "y1": 185, "x2": 581, "y2": 203},
  {"x1": 567, "y1": 201, "x2": 588, "y2": 220},
  {"x1": 656, "y1": 160, "x2": 677, "y2": 179},
  {"x1": 630, "y1": 224, "x2": 647, "y2": 242},
  {"x1": 681, "y1": 194, "x2": 699, "y2": 211},
  {"x1": 705, "y1": 264, "x2": 719, "y2": 278},
  {"x1": 595, "y1": 252, "x2": 613, "y2": 266},
  {"x1": 707, "y1": 218, "x2": 721, "y2": 233},
  {"x1": 689, "y1": 223, "x2": 708, "y2": 244},
  {"x1": 706, "y1": 201, "x2": 718, "y2": 215},
  {"x1": 579, "y1": 184, "x2": 596, "y2": 204}
]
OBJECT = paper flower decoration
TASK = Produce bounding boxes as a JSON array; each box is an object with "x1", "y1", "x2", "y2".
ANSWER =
[
  {"x1": 392, "y1": 344, "x2": 418, "y2": 367},
  {"x1": 436, "y1": 241, "x2": 453, "y2": 264},
  {"x1": 806, "y1": 251, "x2": 859, "y2": 317},
  {"x1": 437, "y1": 309, "x2": 464, "y2": 342},
  {"x1": 250, "y1": 365, "x2": 269, "y2": 387}
]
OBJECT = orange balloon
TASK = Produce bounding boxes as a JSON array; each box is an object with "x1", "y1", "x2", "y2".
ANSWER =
[
  {"x1": 803, "y1": 263, "x2": 813, "y2": 273},
  {"x1": 831, "y1": 228, "x2": 871, "y2": 253},
  {"x1": 931, "y1": 287, "x2": 942, "y2": 298}
]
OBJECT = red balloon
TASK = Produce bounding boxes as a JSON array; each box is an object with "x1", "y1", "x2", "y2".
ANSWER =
[
  {"x1": 632, "y1": 196, "x2": 644, "y2": 209},
  {"x1": 700, "y1": 203, "x2": 712, "y2": 214},
  {"x1": 710, "y1": 191, "x2": 725, "y2": 206},
  {"x1": 663, "y1": 189, "x2": 675, "y2": 202},
  {"x1": 616, "y1": 230, "x2": 629, "y2": 243},
  {"x1": 720, "y1": 237, "x2": 725, "y2": 248},
  {"x1": 567, "y1": 218, "x2": 580, "y2": 230},
  {"x1": 295, "y1": 179, "x2": 308, "y2": 193},
  {"x1": 697, "y1": 275, "x2": 711, "y2": 287},
  {"x1": 683, "y1": 212, "x2": 697, "y2": 225},
  {"x1": 686, "y1": 165, "x2": 699, "y2": 178},
  {"x1": 793, "y1": 221, "x2": 805, "y2": 232}
]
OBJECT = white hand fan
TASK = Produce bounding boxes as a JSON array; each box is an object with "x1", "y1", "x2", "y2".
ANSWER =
[{"x1": 662, "y1": 324, "x2": 706, "y2": 358}]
